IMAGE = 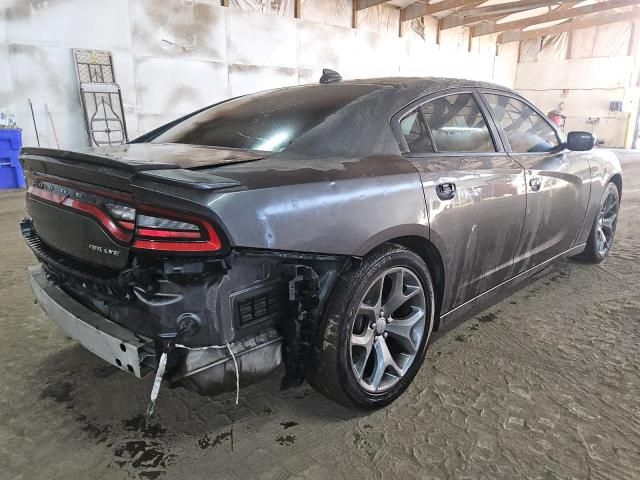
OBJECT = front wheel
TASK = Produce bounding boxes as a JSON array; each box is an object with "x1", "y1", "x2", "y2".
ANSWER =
[
  {"x1": 307, "y1": 244, "x2": 435, "y2": 409},
  {"x1": 579, "y1": 181, "x2": 620, "y2": 263}
]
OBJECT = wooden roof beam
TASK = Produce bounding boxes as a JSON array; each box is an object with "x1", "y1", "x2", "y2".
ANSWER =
[
  {"x1": 498, "y1": 9, "x2": 640, "y2": 43},
  {"x1": 456, "y1": 1, "x2": 490, "y2": 13},
  {"x1": 442, "y1": 11, "x2": 517, "y2": 29},
  {"x1": 463, "y1": 0, "x2": 563, "y2": 18},
  {"x1": 401, "y1": 0, "x2": 484, "y2": 22},
  {"x1": 553, "y1": 2, "x2": 577, "y2": 13},
  {"x1": 473, "y1": 0, "x2": 638, "y2": 37},
  {"x1": 355, "y1": 0, "x2": 391, "y2": 10},
  {"x1": 441, "y1": 1, "x2": 569, "y2": 30}
]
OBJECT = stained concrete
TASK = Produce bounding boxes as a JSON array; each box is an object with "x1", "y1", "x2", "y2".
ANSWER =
[{"x1": 1, "y1": 152, "x2": 639, "y2": 479}]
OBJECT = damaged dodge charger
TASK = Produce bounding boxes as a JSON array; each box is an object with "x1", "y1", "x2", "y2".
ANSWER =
[{"x1": 21, "y1": 76, "x2": 622, "y2": 409}]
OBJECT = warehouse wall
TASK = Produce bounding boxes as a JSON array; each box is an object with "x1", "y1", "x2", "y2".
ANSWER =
[
  {"x1": 0, "y1": 0, "x2": 518, "y2": 150},
  {"x1": 513, "y1": 23, "x2": 640, "y2": 148}
]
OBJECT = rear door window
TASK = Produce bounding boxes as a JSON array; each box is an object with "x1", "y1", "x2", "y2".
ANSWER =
[
  {"x1": 400, "y1": 110, "x2": 434, "y2": 153},
  {"x1": 399, "y1": 93, "x2": 495, "y2": 153},
  {"x1": 421, "y1": 93, "x2": 495, "y2": 153},
  {"x1": 482, "y1": 94, "x2": 560, "y2": 153}
]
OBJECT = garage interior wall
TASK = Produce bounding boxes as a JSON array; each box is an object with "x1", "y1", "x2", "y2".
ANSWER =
[
  {"x1": 514, "y1": 21, "x2": 640, "y2": 148},
  {"x1": 0, "y1": 0, "x2": 519, "y2": 150}
]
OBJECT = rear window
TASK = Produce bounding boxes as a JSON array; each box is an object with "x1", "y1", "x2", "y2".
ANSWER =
[{"x1": 151, "y1": 85, "x2": 377, "y2": 152}]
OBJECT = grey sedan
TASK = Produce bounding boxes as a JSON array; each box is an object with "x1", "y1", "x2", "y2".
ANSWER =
[{"x1": 21, "y1": 76, "x2": 621, "y2": 409}]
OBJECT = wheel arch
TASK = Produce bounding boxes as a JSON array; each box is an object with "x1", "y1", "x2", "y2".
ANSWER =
[
  {"x1": 609, "y1": 173, "x2": 622, "y2": 200},
  {"x1": 363, "y1": 235, "x2": 445, "y2": 331}
]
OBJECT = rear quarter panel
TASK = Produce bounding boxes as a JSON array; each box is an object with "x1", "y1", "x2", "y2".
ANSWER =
[{"x1": 203, "y1": 155, "x2": 429, "y2": 256}]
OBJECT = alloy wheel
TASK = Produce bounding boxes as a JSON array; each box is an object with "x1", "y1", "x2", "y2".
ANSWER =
[
  {"x1": 596, "y1": 188, "x2": 619, "y2": 256},
  {"x1": 349, "y1": 267, "x2": 427, "y2": 393}
]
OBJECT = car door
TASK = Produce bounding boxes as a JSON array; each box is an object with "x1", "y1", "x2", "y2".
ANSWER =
[
  {"x1": 478, "y1": 90, "x2": 591, "y2": 274},
  {"x1": 391, "y1": 89, "x2": 527, "y2": 312}
]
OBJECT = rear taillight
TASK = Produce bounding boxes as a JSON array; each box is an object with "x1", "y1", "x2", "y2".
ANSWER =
[
  {"x1": 104, "y1": 202, "x2": 136, "y2": 232},
  {"x1": 27, "y1": 178, "x2": 222, "y2": 254},
  {"x1": 27, "y1": 185, "x2": 134, "y2": 243},
  {"x1": 131, "y1": 208, "x2": 222, "y2": 253},
  {"x1": 101, "y1": 200, "x2": 222, "y2": 253}
]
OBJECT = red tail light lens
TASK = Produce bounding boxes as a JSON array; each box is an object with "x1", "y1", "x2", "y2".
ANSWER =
[
  {"x1": 27, "y1": 186, "x2": 134, "y2": 243},
  {"x1": 104, "y1": 202, "x2": 136, "y2": 232},
  {"x1": 131, "y1": 209, "x2": 222, "y2": 253},
  {"x1": 27, "y1": 178, "x2": 222, "y2": 254}
]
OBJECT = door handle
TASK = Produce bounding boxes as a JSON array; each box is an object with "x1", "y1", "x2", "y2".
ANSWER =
[
  {"x1": 436, "y1": 182, "x2": 456, "y2": 200},
  {"x1": 529, "y1": 177, "x2": 541, "y2": 192}
]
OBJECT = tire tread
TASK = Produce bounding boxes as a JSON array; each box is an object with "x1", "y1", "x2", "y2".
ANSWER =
[{"x1": 307, "y1": 243, "x2": 434, "y2": 409}]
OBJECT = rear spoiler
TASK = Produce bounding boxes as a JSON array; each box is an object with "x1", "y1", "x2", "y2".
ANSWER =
[
  {"x1": 20, "y1": 146, "x2": 244, "y2": 192},
  {"x1": 21, "y1": 147, "x2": 179, "y2": 173}
]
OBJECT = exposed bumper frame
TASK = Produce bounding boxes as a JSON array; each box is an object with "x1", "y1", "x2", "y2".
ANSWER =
[{"x1": 28, "y1": 265, "x2": 155, "y2": 378}]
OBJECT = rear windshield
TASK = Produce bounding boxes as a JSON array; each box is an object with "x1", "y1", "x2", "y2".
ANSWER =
[{"x1": 150, "y1": 84, "x2": 377, "y2": 152}]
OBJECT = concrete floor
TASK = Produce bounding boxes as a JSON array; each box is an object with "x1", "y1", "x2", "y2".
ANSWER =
[{"x1": 1, "y1": 152, "x2": 639, "y2": 480}]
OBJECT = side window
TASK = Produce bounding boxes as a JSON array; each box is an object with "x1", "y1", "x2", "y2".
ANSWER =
[
  {"x1": 483, "y1": 94, "x2": 560, "y2": 153},
  {"x1": 421, "y1": 93, "x2": 495, "y2": 153},
  {"x1": 400, "y1": 110, "x2": 434, "y2": 153}
]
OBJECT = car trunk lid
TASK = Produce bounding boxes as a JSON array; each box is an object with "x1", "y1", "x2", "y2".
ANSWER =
[{"x1": 21, "y1": 144, "x2": 264, "y2": 270}]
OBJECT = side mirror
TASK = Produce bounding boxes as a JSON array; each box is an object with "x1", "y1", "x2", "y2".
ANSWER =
[{"x1": 566, "y1": 131, "x2": 595, "y2": 151}]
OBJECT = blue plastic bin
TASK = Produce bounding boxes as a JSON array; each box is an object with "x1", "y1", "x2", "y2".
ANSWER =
[{"x1": 0, "y1": 129, "x2": 24, "y2": 189}]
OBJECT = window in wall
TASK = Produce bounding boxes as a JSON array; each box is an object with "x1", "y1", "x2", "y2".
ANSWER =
[
  {"x1": 483, "y1": 94, "x2": 560, "y2": 153},
  {"x1": 421, "y1": 93, "x2": 495, "y2": 153}
]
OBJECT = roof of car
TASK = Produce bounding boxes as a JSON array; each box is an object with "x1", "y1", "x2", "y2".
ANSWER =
[
  {"x1": 288, "y1": 76, "x2": 516, "y2": 115},
  {"x1": 321, "y1": 76, "x2": 514, "y2": 93},
  {"x1": 258, "y1": 77, "x2": 515, "y2": 160},
  {"x1": 140, "y1": 76, "x2": 518, "y2": 160}
]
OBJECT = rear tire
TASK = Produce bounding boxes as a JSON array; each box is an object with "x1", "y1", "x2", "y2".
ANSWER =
[
  {"x1": 307, "y1": 244, "x2": 435, "y2": 409},
  {"x1": 579, "y1": 181, "x2": 619, "y2": 263}
]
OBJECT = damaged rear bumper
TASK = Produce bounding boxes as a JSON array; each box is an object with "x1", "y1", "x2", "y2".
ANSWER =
[
  {"x1": 29, "y1": 263, "x2": 284, "y2": 394},
  {"x1": 25, "y1": 217, "x2": 351, "y2": 394},
  {"x1": 28, "y1": 265, "x2": 155, "y2": 378}
]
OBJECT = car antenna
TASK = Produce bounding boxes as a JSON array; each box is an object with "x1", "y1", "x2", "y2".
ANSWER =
[{"x1": 320, "y1": 68, "x2": 342, "y2": 84}]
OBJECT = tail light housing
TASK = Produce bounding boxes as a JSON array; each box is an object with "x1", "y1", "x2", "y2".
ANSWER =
[
  {"x1": 106, "y1": 202, "x2": 222, "y2": 253},
  {"x1": 131, "y1": 206, "x2": 222, "y2": 253},
  {"x1": 28, "y1": 177, "x2": 222, "y2": 254}
]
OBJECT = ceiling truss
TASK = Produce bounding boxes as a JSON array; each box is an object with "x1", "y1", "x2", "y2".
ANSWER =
[
  {"x1": 354, "y1": 0, "x2": 638, "y2": 43},
  {"x1": 475, "y1": 0, "x2": 639, "y2": 37},
  {"x1": 498, "y1": 8, "x2": 640, "y2": 43}
]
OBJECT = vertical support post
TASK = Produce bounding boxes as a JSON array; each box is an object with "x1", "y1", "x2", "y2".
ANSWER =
[
  {"x1": 352, "y1": 0, "x2": 357, "y2": 29},
  {"x1": 629, "y1": 20, "x2": 639, "y2": 58},
  {"x1": 632, "y1": 101, "x2": 640, "y2": 149},
  {"x1": 295, "y1": 0, "x2": 301, "y2": 19},
  {"x1": 631, "y1": 21, "x2": 640, "y2": 147},
  {"x1": 625, "y1": 20, "x2": 640, "y2": 148}
]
